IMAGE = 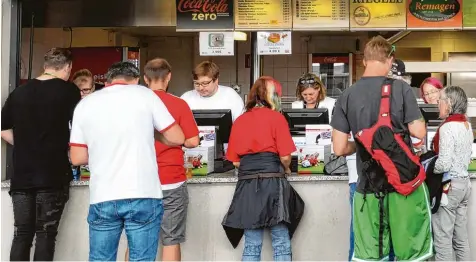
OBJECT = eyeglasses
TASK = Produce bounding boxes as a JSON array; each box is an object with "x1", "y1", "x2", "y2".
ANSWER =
[
  {"x1": 80, "y1": 87, "x2": 94, "y2": 94},
  {"x1": 193, "y1": 80, "x2": 214, "y2": 87},
  {"x1": 298, "y1": 77, "x2": 321, "y2": 86},
  {"x1": 423, "y1": 89, "x2": 440, "y2": 97}
]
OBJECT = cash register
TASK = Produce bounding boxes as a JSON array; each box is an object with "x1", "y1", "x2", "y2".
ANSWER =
[
  {"x1": 282, "y1": 108, "x2": 330, "y2": 172},
  {"x1": 419, "y1": 104, "x2": 441, "y2": 149},
  {"x1": 192, "y1": 109, "x2": 234, "y2": 173}
]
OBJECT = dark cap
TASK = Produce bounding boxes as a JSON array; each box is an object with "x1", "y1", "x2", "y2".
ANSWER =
[{"x1": 390, "y1": 59, "x2": 407, "y2": 76}]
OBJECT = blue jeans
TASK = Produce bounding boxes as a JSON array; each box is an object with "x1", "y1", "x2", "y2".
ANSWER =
[
  {"x1": 242, "y1": 223, "x2": 292, "y2": 261},
  {"x1": 349, "y1": 183, "x2": 395, "y2": 261},
  {"x1": 88, "y1": 198, "x2": 163, "y2": 261}
]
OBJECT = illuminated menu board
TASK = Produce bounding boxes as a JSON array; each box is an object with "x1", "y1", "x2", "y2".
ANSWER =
[
  {"x1": 235, "y1": 0, "x2": 292, "y2": 30},
  {"x1": 293, "y1": 0, "x2": 349, "y2": 30}
]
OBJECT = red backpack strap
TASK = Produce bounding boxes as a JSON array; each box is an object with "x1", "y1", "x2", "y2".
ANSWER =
[{"x1": 378, "y1": 78, "x2": 394, "y2": 126}]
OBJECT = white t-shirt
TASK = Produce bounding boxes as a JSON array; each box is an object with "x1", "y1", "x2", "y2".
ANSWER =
[
  {"x1": 181, "y1": 85, "x2": 244, "y2": 122},
  {"x1": 69, "y1": 84, "x2": 176, "y2": 205}
]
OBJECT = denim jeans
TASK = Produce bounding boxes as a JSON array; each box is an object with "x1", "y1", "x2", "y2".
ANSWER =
[
  {"x1": 242, "y1": 223, "x2": 292, "y2": 261},
  {"x1": 349, "y1": 183, "x2": 395, "y2": 261},
  {"x1": 10, "y1": 187, "x2": 69, "y2": 261},
  {"x1": 88, "y1": 198, "x2": 163, "y2": 261},
  {"x1": 432, "y1": 177, "x2": 472, "y2": 261}
]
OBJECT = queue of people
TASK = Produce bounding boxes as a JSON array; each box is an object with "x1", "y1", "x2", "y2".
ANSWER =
[{"x1": 0, "y1": 37, "x2": 473, "y2": 262}]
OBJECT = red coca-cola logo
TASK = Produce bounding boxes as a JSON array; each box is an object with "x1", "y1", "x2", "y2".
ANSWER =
[
  {"x1": 323, "y1": 57, "x2": 338, "y2": 63},
  {"x1": 177, "y1": 0, "x2": 228, "y2": 13}
]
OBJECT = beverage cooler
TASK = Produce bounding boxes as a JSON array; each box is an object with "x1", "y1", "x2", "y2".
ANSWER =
[{"x1": 308, "y1": 53, "x2": 355, "y2": 98}]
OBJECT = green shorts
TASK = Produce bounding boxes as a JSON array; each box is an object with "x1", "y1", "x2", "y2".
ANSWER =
[{"x1": 352, "y1": 184, "x2": 433, "y2": 261}]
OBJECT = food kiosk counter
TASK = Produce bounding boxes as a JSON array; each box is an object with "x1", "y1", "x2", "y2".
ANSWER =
[{"x1": 2, "y1": 173, "x2": 476, "y2": 261}]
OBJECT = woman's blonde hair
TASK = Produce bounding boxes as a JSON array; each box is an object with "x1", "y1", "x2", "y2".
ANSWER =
[{"x1": 295, "y1": 73, "x2": 326, "y2": 102}]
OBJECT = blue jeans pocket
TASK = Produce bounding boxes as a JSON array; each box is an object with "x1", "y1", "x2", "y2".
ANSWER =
[
  {"x1": 88, "y1": 202, "x2": 105, "y2": 225},
  {"x1": 129, "y1": 199, "x2": 157, "y2": 225}
]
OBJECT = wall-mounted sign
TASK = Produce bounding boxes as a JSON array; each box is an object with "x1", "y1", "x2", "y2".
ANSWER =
[
  {"x1": 199, "y1": 32, "x2": 235, "y2": 56},
  {"x1": 257, "y1": 31, "x2": 292, "y2": 55},
  {"x1": 176, "y1": 0, "x2": 234, "y2": 31},
  {"x1": 349, "y1": 0, "x2": 406, "y2": 30},
  {"x1": 235, "y1": 0, "x2": 292, "y2": 30},
  {"x1": 293, "y1": 0, "x2": 349, "y2": 30},
  {"x1": 407, "y1": 0, "x2": 462, "y2": 29},
  {"x1": 463, "y1": 0, "x2": 476, "y2": 29}
]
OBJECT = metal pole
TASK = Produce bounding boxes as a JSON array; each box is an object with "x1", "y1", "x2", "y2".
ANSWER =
[
  {"x1": 249, "y1": 32, "x2": 260, "y2": 88},
  {"x1": 28, "y1": 12, "x2": 35, "y2": 79}
]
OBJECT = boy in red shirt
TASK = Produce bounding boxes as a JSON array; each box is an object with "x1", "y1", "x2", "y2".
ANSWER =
[{"x1": 125, "y1": 58, "x2": 199, "y2": 261}]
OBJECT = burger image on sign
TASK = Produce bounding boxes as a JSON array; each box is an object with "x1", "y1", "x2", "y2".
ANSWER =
[
  {"x1": 353, "y1": 6, "x2": 371, "y2": 26},
  {"x1": 409, "y1": 0, "x2": 460, "y2": 22}
]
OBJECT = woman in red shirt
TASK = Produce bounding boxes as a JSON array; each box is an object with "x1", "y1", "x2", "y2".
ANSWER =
[{"x1": 222, "y1": 76, "x2": 305, "y2": 261}]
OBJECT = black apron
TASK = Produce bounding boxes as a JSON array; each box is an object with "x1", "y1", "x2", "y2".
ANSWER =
[{"x1": 222, "y1": 152, "x2": 305, "y2": 248}]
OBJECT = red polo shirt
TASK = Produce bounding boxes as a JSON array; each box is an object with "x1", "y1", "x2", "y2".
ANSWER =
[
  {"x1": 154, "y1": 90, "x2": 199, "y2": 185},
  {"x1": 226, "y1": 107, "x2": 296, "y2": 162}
]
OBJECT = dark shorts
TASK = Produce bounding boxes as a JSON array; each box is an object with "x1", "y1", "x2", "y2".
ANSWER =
[{"x1": 161, "y1": 182, "x2": 189, "y2": 246}]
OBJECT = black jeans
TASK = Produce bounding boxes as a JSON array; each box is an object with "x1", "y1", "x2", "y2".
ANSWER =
[{"x1": 10, "y1": 187, "x2": 69, "y2": 261}]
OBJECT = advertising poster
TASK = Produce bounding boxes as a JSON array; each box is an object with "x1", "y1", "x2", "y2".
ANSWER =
[
  {"x1": 235, "y1": 0, "x2": 292, "y2": 30},
  {"x1": 349, "y1": 0, "x2": 406, "y2": 30},
  {"x1": 463, "y1": 0, "x2": 476, "y2": 29},
  {"x1": 69, "y1": 47, "x2": 123, "y2": 84},
  {"x1": 407, "y1": 0, "x2": 463, "y2": 29},
  {"x1": 293, "y1": 0, "x2": 349, "y2": 30},
  {"x1": 199, "y1": 32, "x2": 234, "y2": 56},
  {"x1": 176, "y1": 0, "x2": 234, "y2": 31},
  {"x1": 257, "y1": 31, "x2": 292, "y2": 55}
]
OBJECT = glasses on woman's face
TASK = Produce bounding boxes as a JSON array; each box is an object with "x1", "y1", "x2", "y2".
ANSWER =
[{"x1": 424, "y1": 89, "x2": 440, "y2": 97}]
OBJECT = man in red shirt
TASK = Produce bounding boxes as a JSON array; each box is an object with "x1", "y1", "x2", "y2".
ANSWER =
[{"x1": 125, "y1": 58, "x2": 199, "y2": 261}]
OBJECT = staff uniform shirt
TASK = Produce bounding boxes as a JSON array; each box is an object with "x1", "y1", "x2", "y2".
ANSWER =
[
  {"x1": 1, "y1": 79, "x2": 81, "y2": 190},
  {"x1": 181, "y1": 85, "x2": 244, "y2": 122},
  {"x1": 69, "y1": 84, "x2": 175, "y2": 204},
  {"x1": 226, "y1": 107, "x2": 296, "y2": 162},
  {"x1": 154, "y1": 90, "x2": 199, "y2": 190}
]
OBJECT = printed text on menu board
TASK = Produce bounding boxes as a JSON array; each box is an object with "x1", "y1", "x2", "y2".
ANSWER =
[
  {"x1": 293, "y1": 0, "x2": 349, "y2": 30},
  {"x1": 235, "y1": 0, "x2": 292, "y2": 30}
]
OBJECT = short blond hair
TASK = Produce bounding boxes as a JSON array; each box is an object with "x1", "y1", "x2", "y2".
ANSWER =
[
  {"x1": 72, "y1": 69, "x2": 93, "y2": 87},
  {"x1": 364, "y1": 36, "x2": 393, "y2": 63}
]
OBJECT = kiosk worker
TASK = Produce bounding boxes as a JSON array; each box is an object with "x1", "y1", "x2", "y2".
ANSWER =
[
  {"x1": 72, "y1": 69, "x2": 95, "y2": 98},
  {"x1": 420, "y1": 77, "x2": 443, "y2": 105},
  {"x1": 291, "y1": 73, "x2": 336, "y2": 121},
  {"x1": 124, "y1": 58, "x2": 199, "y2": 262},
  {"x1": 181, "y1": 61, "x2": 244, "y2": 122},
  {"x1": 222, "y1": 76, "x2": 305, "y2": 261}
]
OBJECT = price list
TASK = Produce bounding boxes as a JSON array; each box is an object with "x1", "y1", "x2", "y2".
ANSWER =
[
  {"x1": 293, "y1": 0, "x2": 349, "y2": 30},
  {"x1": 235, "y1": 0, "x2": 292, "y2": 30}
]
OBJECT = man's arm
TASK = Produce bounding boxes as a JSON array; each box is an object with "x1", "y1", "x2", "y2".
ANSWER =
[
  {"x1": 1, "y1": 130, "x2": 13, "y2": 145},
  {"x1": 69, "y1": 103, "x2": 89, "y2": 166},
  {"x1": 332, "y1": 129, "x2": 356, "y2": 156},
  {"x1": 180, "y1": 101, "x2": 200, "y2": 148},
  {"x1": 330, "y1": 96, "x2": 354, "y2": 156},
  {"x1": 151, "y1": 94, "x2": 185, "y2": 146},
  {"x1": 280, "y1": 155, "x2": 292, "y2": 174},
  {"x1": 408, "y1": 118, "x2": 426, "y2": 139},
  {"x1": 70, "y1": 146, "x2": 88, "y2": 166},
  {"x1": 1, "y1": 94, "x2": 15, "y2": 145}
]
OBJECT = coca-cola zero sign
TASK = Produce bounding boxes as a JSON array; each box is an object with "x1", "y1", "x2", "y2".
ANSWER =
[{"x1": 176, "y1": 0, "x2": 234, "y2": 31}]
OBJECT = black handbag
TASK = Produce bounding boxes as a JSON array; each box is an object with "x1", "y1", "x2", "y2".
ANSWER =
[{"x1": 324, "y1": 154, "x2": 348, "y2": 175}]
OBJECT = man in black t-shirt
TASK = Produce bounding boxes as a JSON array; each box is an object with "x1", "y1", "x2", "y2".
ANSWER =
[
  {"x1": 1, "y1": 48, "x2": 81, "y2": 261},
  {"x1": 330, "y1": 36, "x2": 432, "y2": 261}
]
